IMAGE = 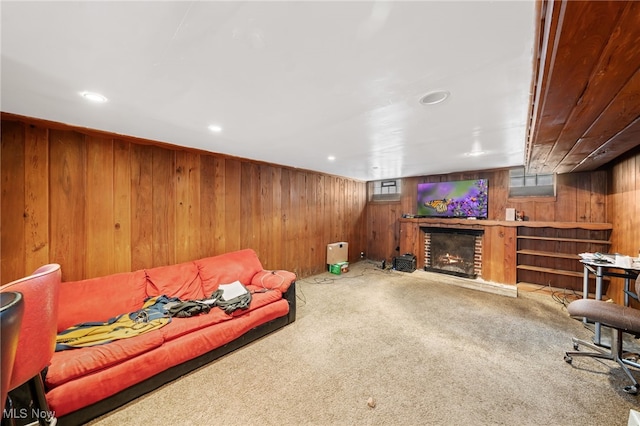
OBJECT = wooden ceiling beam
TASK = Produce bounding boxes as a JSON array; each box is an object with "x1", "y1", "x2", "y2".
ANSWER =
[
  {"x1": 550, "y1": 1, "x2": 640, "y2": 173},
  {"x1": 526, "y1": 0, "x2": 640, "y2": 175},
  {"x1": 558, "y1": 67, "x2": 640, "y2": 173}
]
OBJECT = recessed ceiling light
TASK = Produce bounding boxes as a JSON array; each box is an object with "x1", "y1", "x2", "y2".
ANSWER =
[
  {"x1": 328, "y1": 155, "x2": 336, "y2": 161},
  {"x1": 80, "y1": 91, "x2": 108, "y2": 103},
  {"x1": 464, "y1": 151, "x2": 485, "y2": 157},
  {"x1": 208, "y1": 125, "x2": 222, "y2": 133},
  {"x1": 419, "y1": 90, "x2": 450, "y2": 105}
]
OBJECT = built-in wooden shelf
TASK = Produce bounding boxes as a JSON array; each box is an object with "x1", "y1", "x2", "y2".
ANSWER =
[
  {"x1": 516, "y1": 249, "x2": 580, "y2": 259},
  {"x1": 517, "y1": 264, "x2": 587, "y2": 278},
  {"x1": 517, "y1": 235, "x2": 612, "y2": 245},
  {"x1": 514, "y1": 222, "x2": 612, "y2": 289},
  {"x1": 516, "y1": 265, "x2": 610, "y2": 280}
]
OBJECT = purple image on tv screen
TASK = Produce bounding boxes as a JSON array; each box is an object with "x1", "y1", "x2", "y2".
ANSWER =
[{"x1": 416, "y1": 179, "x2": 488, "y2": 218}]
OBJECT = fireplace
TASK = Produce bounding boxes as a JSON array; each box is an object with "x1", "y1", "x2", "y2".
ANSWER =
[{"x1": 423, "y1": 228, "x2": 483, "y2": 279}]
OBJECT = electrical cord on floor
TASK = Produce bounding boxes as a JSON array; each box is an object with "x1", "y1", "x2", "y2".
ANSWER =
[
  {"x1": 295, "y1": 285, "x2": 307, "y2": 306},
  {"x1": 297, "y1": 261, "x2": 407, "y2": 286},
  {"x1": 551, "y1": 287, "x2": 581, "y2": 308},
  {"x1": 523, "y1": 282, "x2": 581, "y2": 309}
]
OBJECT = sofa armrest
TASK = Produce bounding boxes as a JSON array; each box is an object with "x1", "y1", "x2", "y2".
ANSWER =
[
  {"x1": 251, "y1": 270, "x2": 296, "y2": 293},
  {"x1": 283, "y1": 281, "x2": 296, "y2": 323}
]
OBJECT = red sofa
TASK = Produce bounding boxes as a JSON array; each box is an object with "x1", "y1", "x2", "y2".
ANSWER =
[{"x1": 45, "y1": 249, "x2": 296, "y2": 425}]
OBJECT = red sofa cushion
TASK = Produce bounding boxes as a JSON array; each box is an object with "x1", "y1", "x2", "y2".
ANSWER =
[
  {"x1": 46, "y1": 330, "x2": 164, "y2": 388},
  {"x1": 195, "y1": 249, "x2": 264, "y2": 296},
  {"x1": 57, "y1": 270, "x2": 147, "y2": 333},
  {"x1": 145, "y1": 261, "x2": 205, "y2": 300},
  {"x1": 160, "y1": 308, "x2": 231, "y2": 342}
]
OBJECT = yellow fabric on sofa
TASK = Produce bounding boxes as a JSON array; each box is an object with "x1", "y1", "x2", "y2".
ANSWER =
[{"x1": 55, "y1": 296, "x2": 171, "y2": 350}]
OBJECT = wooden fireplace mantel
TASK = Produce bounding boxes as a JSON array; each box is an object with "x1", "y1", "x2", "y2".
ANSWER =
[{"x1": 398, "y1": 218, "x2": 613, "y2": 285}]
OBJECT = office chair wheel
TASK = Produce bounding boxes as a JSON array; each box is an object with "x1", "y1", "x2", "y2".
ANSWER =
[
  {"x1": 623, "y1": 385, "x2": 638, "y2": 395},
  {"x1": 564, "y1": 354, "x2": 572, "y2": 364},
  {"x1": 573, "y1": 342, "x2": 580, "y2": 350}
]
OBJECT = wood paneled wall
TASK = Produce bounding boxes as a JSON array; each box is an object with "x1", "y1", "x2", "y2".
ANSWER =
[
  {"x1": 5, "y1": 112, "x2": 635, "y2": 293},
  {"x1": 608, "y1": 148, "x2": 640, "y2": 303},
  {"x1": 1, "y1": 116, "x2": 367, "y2": 284},
  {"x1": 366, "y1": 169, "x2": 609, "y2": 264}
]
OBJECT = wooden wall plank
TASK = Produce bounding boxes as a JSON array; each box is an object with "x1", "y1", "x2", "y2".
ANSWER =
[
  {"x1": 152, "y1": 147, "x2": 175, "y2": 266},
  {"x1": 269, "y1": 166, "x2": 283, "y2": 269},
  {"x1": 590, "y1": 171, "x2": 608, "y2": 222},
  {"x1": 608, "y1": 149, "x2": 640, "y2": 304},
  {"x1": 304, "y1": 171, "x2": 317, "y2": 270},
  {"x1": 212, "y1": 157, "x2": 226, "y2": 255},
  {"x1": 240, "y1": 162, "x2": 259, "y2": 255},
  {"x1": 239, "y1": 162, "x2": 251, "y2": 252},
  {"x1": 330, "y1": 176, "x2": 339, "y2": 243},
  {"x1": 224, "y1": 158, "x2": 242, "y2": 253},
  {"x1": 502, "y1": 227, "x2": 517, "y2": 284},
  {"x1": 175, "y1": 151, "x2": 189, "y2": 263},
  {"x1": 636, "y1": 154, "x2": 640, "y2": 250},
  {"x1": 85, "y1": 136, "x2": 114, "y2": 278},
  {"x1": 1, "y1": 121, "x2": 26, "y2": 283},
  {"x1": 554, "y1": 173, "x2": 578, "y2": 220},
  {"x1": 49, "y1": 130, "x2": 86, "y2": 282},
  {"x1": 259, "y1": 164, "x2": 274, "y2": 269},
  {"x1": 319, "y1": 174, "x2": 331, "y2": 266},
  {"x1": 187, "y1": 153, "x2": 202, "y2": 261},
  {"x1": 23, "y1": 125, "x2": 49, "y2": 273},
  {"x1": 482, "y1": 227, "x2": 501, "y2": 283},
  {"x1": 291, "y1": 171, "x2": 305, "y2": 275},
  {"x1": 199, "y1": 154, "x2": 216, "y2": 258},
  {"x1": 175, "y1": 151, "x2": 200, "y2": 263},
  {"x1": 280, "y1": 169, "x2": 294, "y2": 273},
  {"x1": 113, "y1": 139, "x2": 132, "y2": 273},
  {"x1": 130, "y1": 144, "x2": 153, "y2": 271},
  {"x1": 533, "y1": 200, "x2": 556, "y2": 223},
  {"x1": 488, "y1": 171, "x2": 507, "y2": 219}
]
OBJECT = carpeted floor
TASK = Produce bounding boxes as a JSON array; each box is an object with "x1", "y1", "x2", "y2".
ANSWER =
[{"x1": 89, "y1": 261, "x2": 640, "y2": 425}]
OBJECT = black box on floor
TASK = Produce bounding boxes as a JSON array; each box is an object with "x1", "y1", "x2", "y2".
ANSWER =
[{"x1": 393, "y1": 254, "x2": 416, "y2": 272}]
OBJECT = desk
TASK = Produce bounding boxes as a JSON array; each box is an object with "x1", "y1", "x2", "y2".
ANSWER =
[{"x1": 581, "y1": 259, "x2": 639, "y2": 345}]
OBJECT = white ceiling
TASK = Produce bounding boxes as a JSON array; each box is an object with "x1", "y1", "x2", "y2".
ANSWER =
[{"x1": 1, "y1": 1, "x2": 536, "y2": 182}]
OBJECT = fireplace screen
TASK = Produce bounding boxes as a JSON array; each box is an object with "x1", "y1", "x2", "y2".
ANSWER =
[{"x1": 424, "y1": 229, "x2": 481, "y2": 278}]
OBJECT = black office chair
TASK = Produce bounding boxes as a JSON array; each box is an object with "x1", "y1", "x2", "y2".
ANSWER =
[
  {"x1": 1, "y1": 292, "x2": 24, "y2": 406},
  {"x1": 564, "y1": 274, "x2": 640, "y2": 394}
]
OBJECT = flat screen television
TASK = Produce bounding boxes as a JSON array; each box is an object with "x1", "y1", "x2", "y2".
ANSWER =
[{"x1": 416, "y1": 179, "x2": 488, "y2": 218}]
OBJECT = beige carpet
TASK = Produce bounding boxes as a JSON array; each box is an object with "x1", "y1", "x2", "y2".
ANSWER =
[{"x1": 89, "y1": 261, "x2": 640, "y2": 425}]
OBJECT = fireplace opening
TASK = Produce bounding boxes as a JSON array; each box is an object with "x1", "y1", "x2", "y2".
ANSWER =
[{"x1": 423, "y1": 228, "x2": 482, "y2": 279}]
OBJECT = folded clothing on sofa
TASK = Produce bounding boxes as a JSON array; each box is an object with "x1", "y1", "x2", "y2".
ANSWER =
[{"x1": 55, "y1": 295, "x2": 177, "y2": 351}]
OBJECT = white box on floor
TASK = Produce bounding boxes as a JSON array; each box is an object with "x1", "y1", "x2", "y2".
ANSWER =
[{"x1": 327, "y1": 242, "x2": 348, "y2": 265}]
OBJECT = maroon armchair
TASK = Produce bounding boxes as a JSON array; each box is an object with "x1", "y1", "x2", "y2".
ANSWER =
[
  {"x1": 564, "y1": 274, "x2": 640, "y2": 394},
  {"x1": 0, "y1": 264, "x2": 61, "y2": 425}
]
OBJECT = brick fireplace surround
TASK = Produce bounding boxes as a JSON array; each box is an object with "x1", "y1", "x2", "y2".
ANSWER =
[
  {"x1": 398, "y1": 218, "x2": 518, "y2": 286},
  {"x1": 423, "y1": 228, "x2": 483, "y2": 279}
]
